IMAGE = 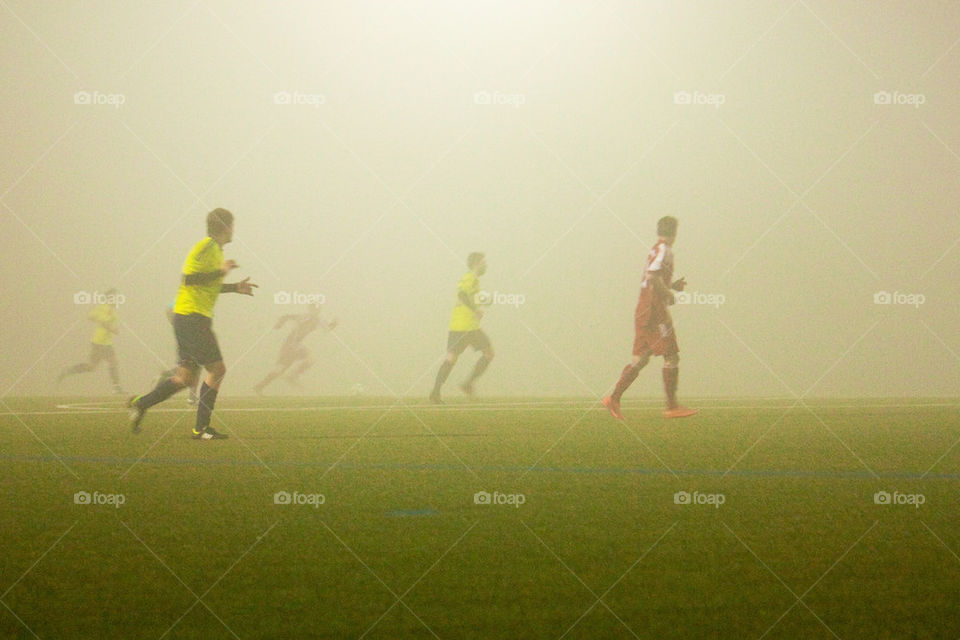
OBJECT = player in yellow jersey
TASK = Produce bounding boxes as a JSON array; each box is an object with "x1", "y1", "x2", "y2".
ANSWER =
[
  {"x1": 127, "y1": 209, "x2": 257, "y2": 439},
  {"x1": 58, "y1": 289, "x2": 123, "y2": 394},
  {"x1": 429, "y1": 252, "x2": 494, "y2": 403}
]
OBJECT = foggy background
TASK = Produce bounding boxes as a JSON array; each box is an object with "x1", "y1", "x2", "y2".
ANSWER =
[{"x1": 2, "y1": 0, "x2": 959, "y2": 399}]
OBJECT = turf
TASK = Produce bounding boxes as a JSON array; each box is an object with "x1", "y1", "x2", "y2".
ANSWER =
[{"x1": 1, "y1": 396, "x2": 959, "y2": 639}]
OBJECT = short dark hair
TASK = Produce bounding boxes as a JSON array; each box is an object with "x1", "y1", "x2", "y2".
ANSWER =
[
  {"x1": 207, "y1": 208, "x2": 234, "y2": 236},
  {"x1": 657, "y1": 216, "x2": 678, "y2": 237},
  {"x1": 467, "y1": 252, "x2": 485, "y2": 270}
]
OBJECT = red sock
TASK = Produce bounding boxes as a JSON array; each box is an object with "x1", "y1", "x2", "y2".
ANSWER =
[{"x1": 662, "y1": 367, "x2": 678, "y2": 409}]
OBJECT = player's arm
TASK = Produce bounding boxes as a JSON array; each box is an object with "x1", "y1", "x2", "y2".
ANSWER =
[
  {"x1": 183, "y1": 259, "x2": 237, "y2": 286},
  {"x1": 670, "y1": 276, "x2": 687, "y2": 292},
  {"x1": 459, "y1": 290, "x2": 484, "y2": 318},
  {"x1": 648, "y1": 271, "x2": 675, "y2": 305},
  {"x1": 222, "y1": 277, "x2": 258, "y2": 296}
]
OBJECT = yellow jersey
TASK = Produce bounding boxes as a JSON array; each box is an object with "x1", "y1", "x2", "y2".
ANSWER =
[
  {"x1": 449, "y1": 271, "x2": 480, "y2": 332},
  {"x1": 173, "y1": 237, "x2": 224, "y2": 318},
  {"x1": 89, "y1": 304, "x2": 116, "y2": 346}
]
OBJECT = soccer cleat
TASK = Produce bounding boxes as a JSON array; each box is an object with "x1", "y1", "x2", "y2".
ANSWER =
[
  {"x1": 187, "y1": 392, "x2": 198, "y2": 405},
  {"x1": 127, "y1": 395, "x2": 145, "y2": 434},
  {"x1": 663, "y1": 406, "x2": 698, "y2": 419},
  {"x1": 429, "y1": 391, "x2": 443, "y2": 405},
  {"x1": 459, "y1": 382, "x2": 474, "y2": 397},
  {"x1": 192, "y1": 427, "x2": 229, "y2": 440},
  {"x1": 602, "y1": 396, "x2": 624, "y2": 420}
]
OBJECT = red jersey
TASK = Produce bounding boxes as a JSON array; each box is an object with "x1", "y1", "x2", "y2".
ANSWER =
[{"x1": 636, "y1": 240, "x2": 674, "y2": 328}]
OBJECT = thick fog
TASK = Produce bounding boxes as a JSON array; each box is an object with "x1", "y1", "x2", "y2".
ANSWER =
[{"x1": 2, "y1": 1, "x2": 959, "y2": 398}]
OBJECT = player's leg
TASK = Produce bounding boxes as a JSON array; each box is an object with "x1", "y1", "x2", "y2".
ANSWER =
[
  {"x1": 58, "y1": 344, "x2": 99, "y2": 382},
  {"x1": 128, "y1": 364, "x2": 192, "y2": 433},
  {"x1": 285, "y1": 352, "x2": 312, "y2": 386},
  {"x1": 254, "y1": 352, "x2": 292, "y2": 395},
  {"x1": 461, "y1": 332, "x2": 493, "y2": 396},
  {"x1": 603, "y1": 311, "x2": 653, "y2": 419},
  {"x1": 661, "y1": 349, "x2": 697, "y2": 418},
  {"x1": 104, "y1": 348, "x2": 122, "y2": 394},
  {"x1": 430, "y1": 333, "x2": 465, "y2": 403},
  {"x1": 128, "y1": 313, "x2": 198, "y2": 432},
  {"x1": 190, "y1": 318, "x2": 228, "y2": 439},
  {"x1": 193, "y1": 360, "x2": 227, "y2": 439}
]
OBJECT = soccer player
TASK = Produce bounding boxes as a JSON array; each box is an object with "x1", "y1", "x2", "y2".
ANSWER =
[
  {"x1": 429, "y1": 252, "x2": 493, "y2": 403},
  {"x1": 602, "y1": 216, "x2": 698, "y2": 419},
  {"x1": 58, "y1": 289, "x2": 123, "y2": 394},
  {"x1": 252, "y1": 307, "x2": 337, "y2": 394},
  {"x1": 127, "y1": 208, "x2": 257, "y2": 439}
]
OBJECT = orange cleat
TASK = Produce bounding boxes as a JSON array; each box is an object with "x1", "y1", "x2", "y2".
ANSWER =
[
  {"x1": 663, "y1": 406, "x2": 698, "y2": 419},
  {"x1": 602, "y1": 396, "x2": 624, "y2": 420}
]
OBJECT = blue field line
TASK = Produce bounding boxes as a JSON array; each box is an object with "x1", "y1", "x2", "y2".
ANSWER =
[{"x1": 1, "y1": 452, "x2": 958, "y2": 480}]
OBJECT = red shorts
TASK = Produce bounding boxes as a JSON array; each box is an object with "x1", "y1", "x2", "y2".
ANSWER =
[{"x1": 633, "y1": 303, "x2": 678, "y2": 357}]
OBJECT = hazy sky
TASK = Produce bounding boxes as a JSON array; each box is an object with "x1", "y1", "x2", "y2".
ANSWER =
[{"x1": 2, "y1": 1, "x2": 959, "y2": 398}]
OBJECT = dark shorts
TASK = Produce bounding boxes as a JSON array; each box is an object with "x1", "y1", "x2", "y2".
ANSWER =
[
  {"x1": 447, "y1": 330, "x2": 491, "y2": 356},
  {"x1": 89, "y1": 343, "x2": 115, "y2": 363},
  {"x1": 173, "y1": 313, "x2": 222, "y2": 368}
]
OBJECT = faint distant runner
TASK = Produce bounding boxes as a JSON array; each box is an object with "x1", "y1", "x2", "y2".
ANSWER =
[
  {"x1": 430, "y1": 252, "x2": 493, "y2": 403},
  {"x1": 253, "y1": 307, "x2": 337, "y2": 395},
  {"x1": 58, "y1": 289, "x2": 123, "y2": 394},
  {"x1": 603, "y1": 216, "x2": 697, "y2": 420},
  {"x1": 127, "y1": 208, "x2": 257, "y2": 439}
]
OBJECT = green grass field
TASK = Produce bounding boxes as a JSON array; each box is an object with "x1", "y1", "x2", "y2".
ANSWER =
[{"x1": 2, "y1": 396, "x2": 959, "y2": 639}]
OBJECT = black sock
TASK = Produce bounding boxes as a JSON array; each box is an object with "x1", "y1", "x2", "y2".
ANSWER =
[
  {"x1": 432, "y1": 361, "x2": 453, "y2": 395},
  {"x1": 466, "y1": 355, "x2": 491, "y2": 384},
  {"x1": 137, "y1": 377, "x2": 182, "y2": 410},
  {"x1": 195, "y1": 382, "x2": 218, "y2": 431}
]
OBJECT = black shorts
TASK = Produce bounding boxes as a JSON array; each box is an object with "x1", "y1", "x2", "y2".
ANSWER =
[
  {"x1": 89, "y1": 343, "x2": 114, "y2": 363},
  {"x1": 446, "y1": 330, "x2": 491, "y2": 356},
  {"x1": 173, "y1": 313, "x2": 222, "y2": 368}
]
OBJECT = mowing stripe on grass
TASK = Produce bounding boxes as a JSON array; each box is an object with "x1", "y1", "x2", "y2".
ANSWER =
[{"x1": 3, "y1": 452, "x2": 959, "y2": 480}]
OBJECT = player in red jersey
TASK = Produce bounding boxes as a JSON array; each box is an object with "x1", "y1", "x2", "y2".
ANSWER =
[
  {"x1": 253, "y1": 307, "x2": 337, "y2": 395},
  {"x1": 603, "y1": 216, "x2": 698, "y2": 419}
]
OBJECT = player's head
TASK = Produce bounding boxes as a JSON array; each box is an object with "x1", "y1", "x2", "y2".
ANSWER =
[
  {"x1": 207, "y1": 208, "x2": 234, "y2": 244},
  {"x1": 467, "y1": 251, "x2": 486, "y2": 275},
  {"x1": 657, "y1": 216, "x2": 678, "y2": 243}
]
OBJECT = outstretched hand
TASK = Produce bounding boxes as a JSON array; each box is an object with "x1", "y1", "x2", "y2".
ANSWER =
[
  {"x1": 236, "y1": 276, "x2": 258, "y2": 296},
  {"x1": 671, "y1": 277, "x2": 687, "y2": 292}
]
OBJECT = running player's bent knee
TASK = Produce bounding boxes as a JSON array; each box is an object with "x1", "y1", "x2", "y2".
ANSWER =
[{"x1": 664, "y1": 354, "x2": 679, "y2": 369}]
